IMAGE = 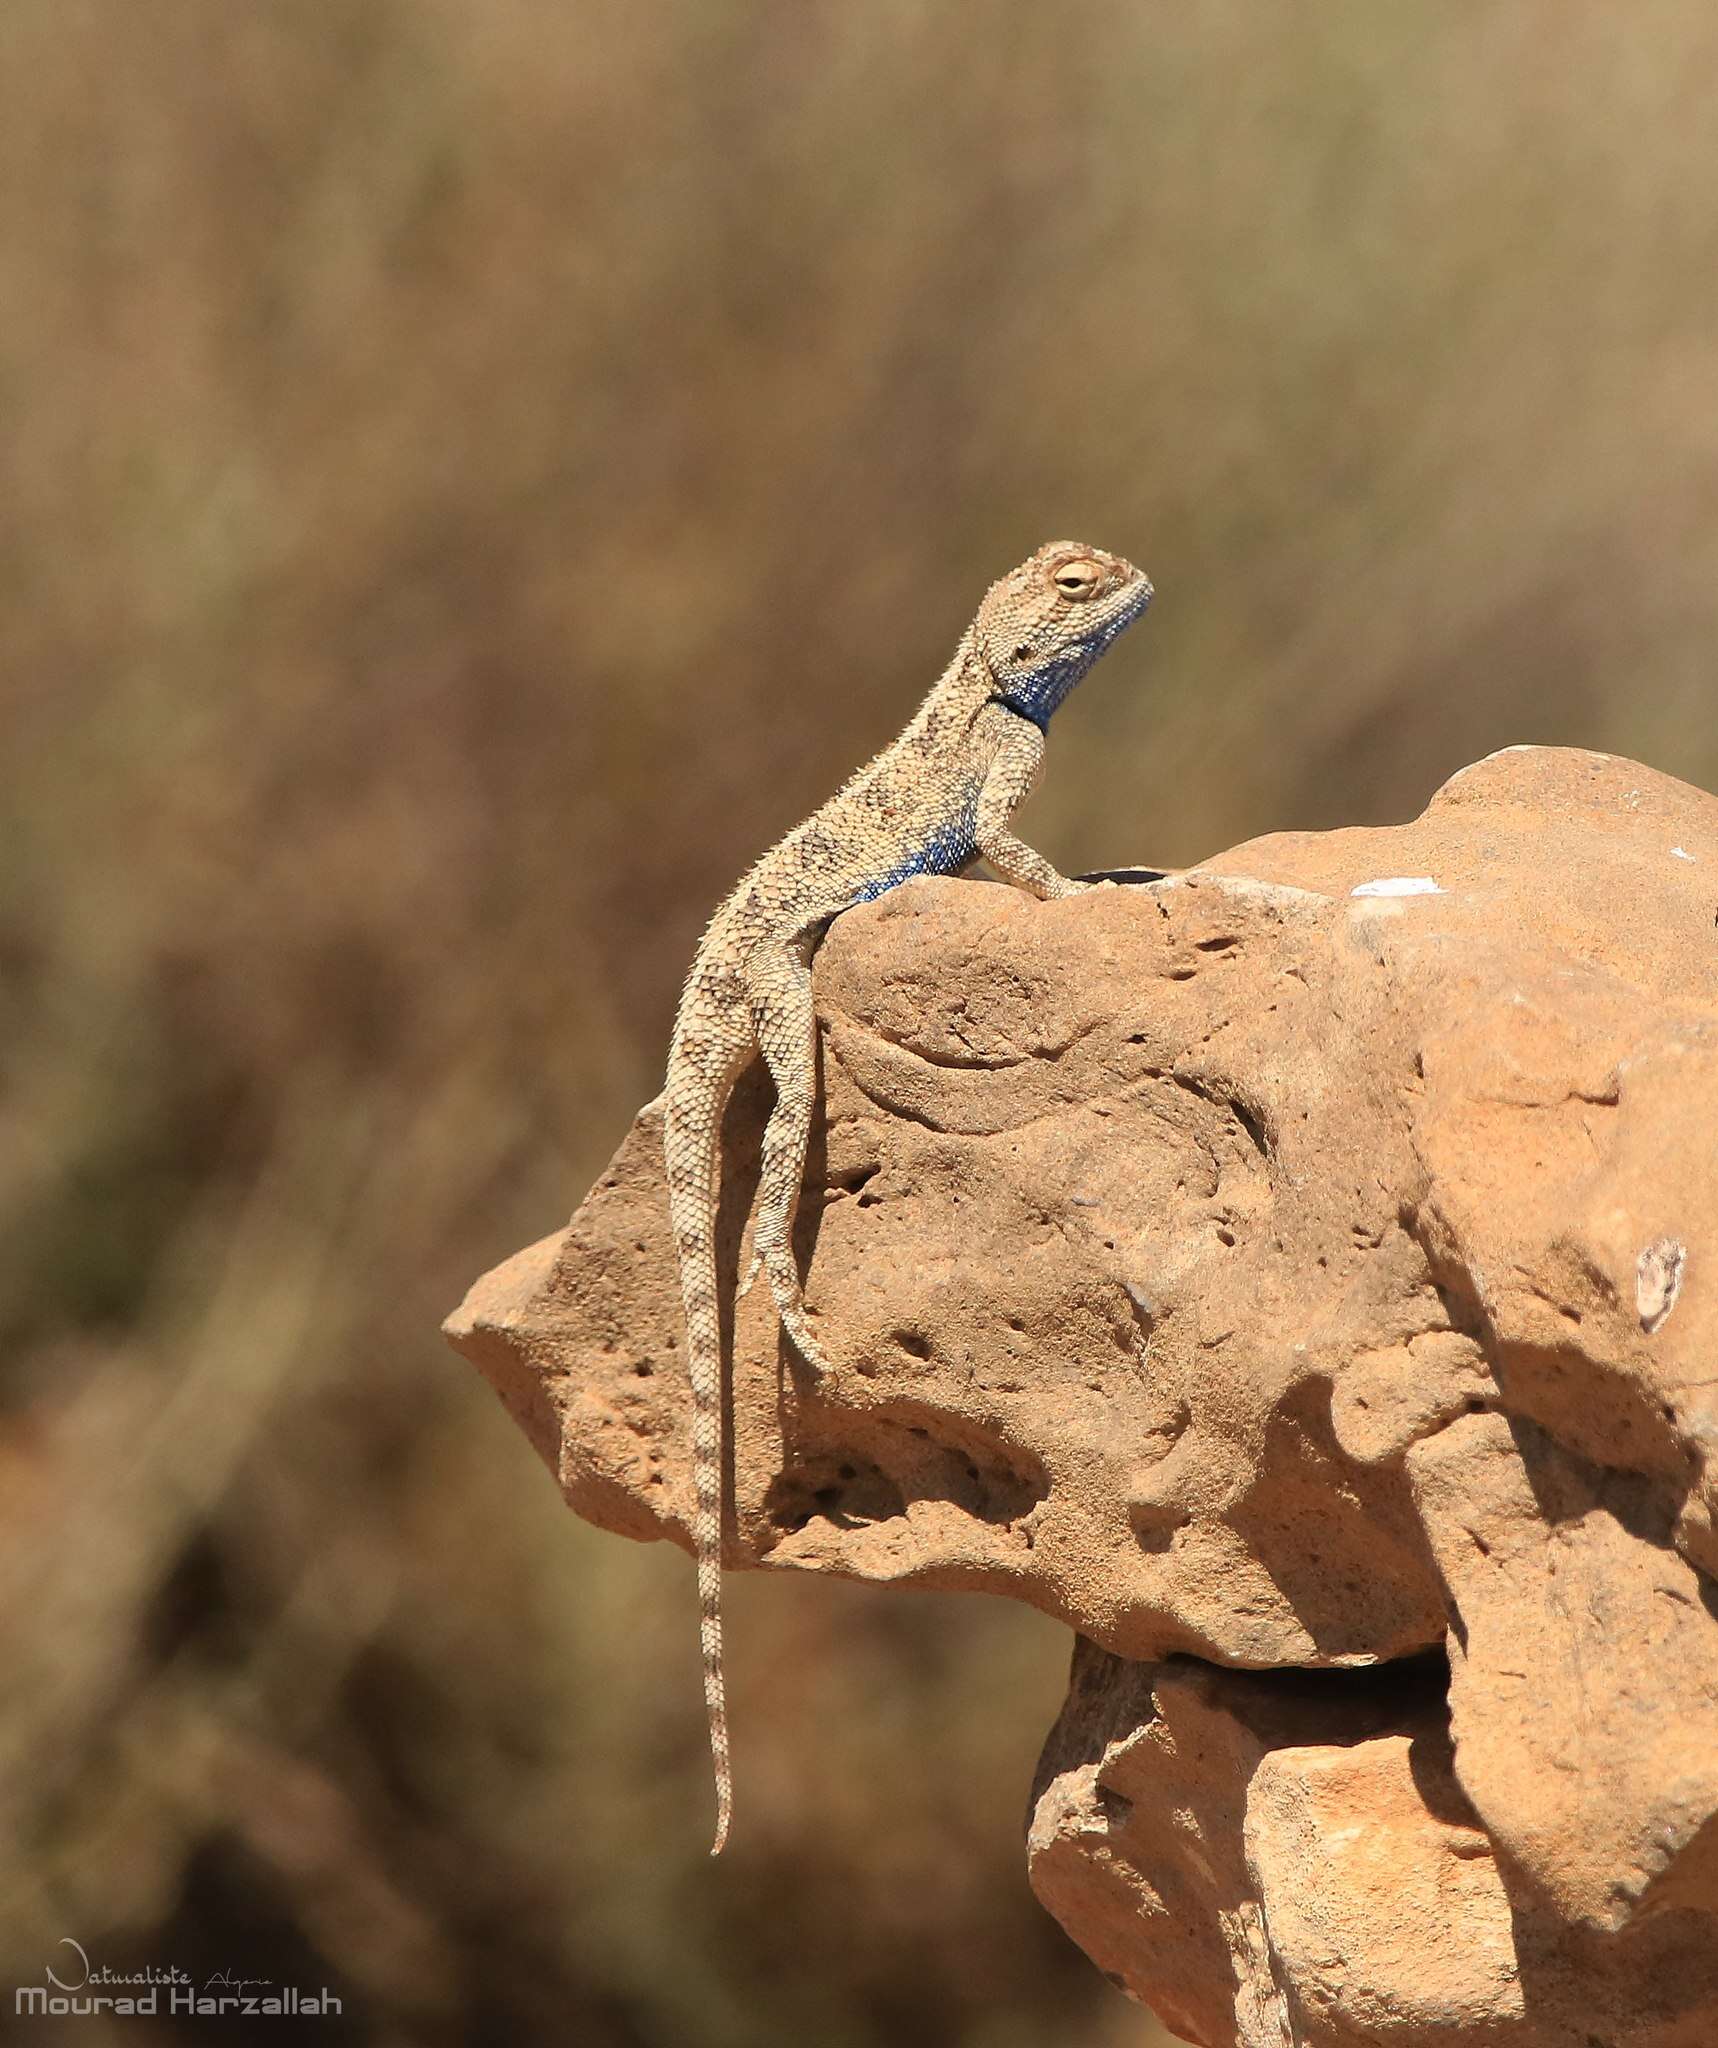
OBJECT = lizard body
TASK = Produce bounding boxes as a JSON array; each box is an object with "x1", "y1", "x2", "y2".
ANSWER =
[{"x1": 664, "y1": 541, "x2": 1152, "y2": 1851}]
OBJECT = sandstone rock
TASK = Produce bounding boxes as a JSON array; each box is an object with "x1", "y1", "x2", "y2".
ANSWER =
[{"x1": 445, "y1": 746, "x2": 1718, "y2": 2046}]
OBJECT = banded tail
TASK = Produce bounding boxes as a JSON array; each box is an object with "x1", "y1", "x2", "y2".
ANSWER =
[{"x1": 664, "y1": 1018, "x2": 748, "y2": 1854}]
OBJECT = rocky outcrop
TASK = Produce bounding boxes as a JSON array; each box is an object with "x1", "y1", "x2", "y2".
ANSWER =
[{"x1": 446, "y1": 746, "x2": 1718, "y2": 2046}]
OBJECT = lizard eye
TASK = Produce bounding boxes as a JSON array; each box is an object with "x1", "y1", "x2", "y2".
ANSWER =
[{"x1": 1053, "y1": 559, "x2": 1103, "y2": 600}]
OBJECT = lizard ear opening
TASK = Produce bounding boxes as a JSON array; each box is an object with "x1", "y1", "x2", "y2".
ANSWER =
[{"x1": 1012, "y1": 643, "x2": 1035, "y2": 662}]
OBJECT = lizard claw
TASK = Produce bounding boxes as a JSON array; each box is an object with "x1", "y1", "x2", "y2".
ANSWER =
[{"x1": 737, "y1": 1248, "x2": 763, "y2": 1299}]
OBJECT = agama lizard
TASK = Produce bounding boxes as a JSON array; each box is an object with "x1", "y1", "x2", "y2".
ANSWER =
[{"x1": 665, "y1": 541, "x2": 1152, "y2": 1851}]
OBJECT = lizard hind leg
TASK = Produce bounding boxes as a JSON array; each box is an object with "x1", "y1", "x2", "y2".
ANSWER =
[{"x1": 747, "y1": 937, "x2": 830, "y2": 1375}]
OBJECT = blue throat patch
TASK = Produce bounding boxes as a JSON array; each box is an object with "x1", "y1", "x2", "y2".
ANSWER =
[{"x1": 990, "y1": 644, "x2": 1094, "y2": 730}]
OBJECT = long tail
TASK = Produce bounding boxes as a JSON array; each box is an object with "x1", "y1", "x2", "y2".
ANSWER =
[{"x1": 664, "y1": 1039, "x2": 739, "y2": 1855}]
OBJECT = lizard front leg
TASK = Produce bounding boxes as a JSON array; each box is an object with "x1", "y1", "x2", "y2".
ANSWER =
[{"x1": 974, "y1": 715, "x2": 1083, "y2": 900}]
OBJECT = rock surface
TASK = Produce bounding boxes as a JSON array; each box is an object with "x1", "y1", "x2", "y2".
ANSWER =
[{"x1": 446, "y1": 746, "x2": 1718, "y2": 2046}]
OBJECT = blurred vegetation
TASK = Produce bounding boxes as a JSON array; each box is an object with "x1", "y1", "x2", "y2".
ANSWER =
[{"x1": 2, "y1": 1, "x2": 1717, "y2": 2042}]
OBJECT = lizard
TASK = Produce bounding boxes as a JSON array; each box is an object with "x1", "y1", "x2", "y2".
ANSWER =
[{"x1": 664, "y1": 540, "x2": 1153, "y2": 1852}]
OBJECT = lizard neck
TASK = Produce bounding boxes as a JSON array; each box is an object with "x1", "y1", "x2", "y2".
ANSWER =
[{"x1": 908, "y1": 630, "x2": 996, "y2": 749}]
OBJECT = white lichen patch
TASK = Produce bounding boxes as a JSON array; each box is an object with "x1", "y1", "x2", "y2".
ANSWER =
[
  {"x1": 1637, "y1": 1237, "x2": 1686, "y2": 1335},
  {"x1": 1672, "y1": 846, "x2": 1697, "y2": 862},
  {"x1": 1350, "y1": 877, "x2": 1444, "y2": 899}
]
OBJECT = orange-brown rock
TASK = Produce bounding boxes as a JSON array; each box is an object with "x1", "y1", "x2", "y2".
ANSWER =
[{"x1": 446, "y1": 746, "x2": 1718, "y2": 2046}]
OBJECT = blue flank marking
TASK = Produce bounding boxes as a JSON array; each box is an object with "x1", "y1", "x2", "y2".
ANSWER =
[{"x1": 853, "y1": 795, "x2": 978, "y2": 903}]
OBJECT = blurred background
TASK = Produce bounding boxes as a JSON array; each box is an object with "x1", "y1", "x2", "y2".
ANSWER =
[{"x1": 3, "y1": 1, "x2": 1717, "y2": 2041}]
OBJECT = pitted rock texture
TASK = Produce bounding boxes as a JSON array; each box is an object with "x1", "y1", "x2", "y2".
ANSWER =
[{"x1": 446, "y1": 746, "x2": 1718, "y2": 2046}]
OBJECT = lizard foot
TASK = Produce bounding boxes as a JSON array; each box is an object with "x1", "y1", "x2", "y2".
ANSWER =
[{"x1": 765, "y1": 1265, "x2": 829, "y2": 1375}]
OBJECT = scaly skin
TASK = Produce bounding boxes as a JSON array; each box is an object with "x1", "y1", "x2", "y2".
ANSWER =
[{"x1": 665, "y1": 542, "x2": 1152, "y2": 1851}]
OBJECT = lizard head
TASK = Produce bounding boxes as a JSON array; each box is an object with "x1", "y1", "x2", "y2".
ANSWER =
[{"x1": 977, "y1": 542, "x2": 1152, "y2": 729}]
